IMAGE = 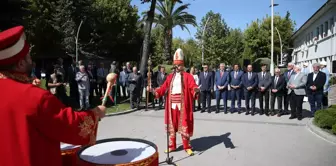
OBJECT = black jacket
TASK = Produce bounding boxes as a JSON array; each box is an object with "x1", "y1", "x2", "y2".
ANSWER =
[{"x1": 306, "y1": 72, "x2": 326, "y2": 95}]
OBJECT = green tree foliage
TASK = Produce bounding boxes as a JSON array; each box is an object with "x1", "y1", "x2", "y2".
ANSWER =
[
  {"x1": 195, "y1": 11, "x2": 231, "y2": 66},
  {"x1": 150, "y1": 27, "x2": 165, "y2": 65},
  {"x1": 5, "y1": 0, "x2": 140, "y2": 61},
  {"x1": 141, "y1": 0, "x2": 197, "y2": 63},
  {"x1": 243, "y1": 12, "x2": 295, "y2": 63}
]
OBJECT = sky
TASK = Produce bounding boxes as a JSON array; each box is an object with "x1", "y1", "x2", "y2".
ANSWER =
[{"x1": 131, "y1": 0, "x2": 327, "y2": 40}]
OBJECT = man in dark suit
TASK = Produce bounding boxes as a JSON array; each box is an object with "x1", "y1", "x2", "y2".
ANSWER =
[
  {"x1": 306, "y1": 63, "x2": 326, "y2": 115},
  {"x1": 270, "y1": 68, "x2": 285, "y2": 116},
  {"x1": 257, "y1": 64, "x2": 272, "y2": 115},
  {"x1": 242, "y1": 65, "x2": 258, "y2": 115},
  {"x1": 67, "y1": 61, "x2": 79, "y2": 106},
  {"x1": 283, "y1": 63, "x2": 295, "y2": 114},
  {"x1": 156, "y1": 66, "x2": 167, "y2": 110},
  {"x1": 128, "y1": 67, "x2": 143, "y2": 109},
  {"x1": 215, "y1": 63, "x2": 230, "y2": 113},
  {"x1": 199, "y1": 64, "x2": 214, "y2": 113},
  {"x1": 230, "y1": 64, "x2": 244, "y2": 113}
]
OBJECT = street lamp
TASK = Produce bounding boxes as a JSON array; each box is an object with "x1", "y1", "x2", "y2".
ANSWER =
[
  {"x1": 75, "y1": 20, "x2": 84, "y2": 66},
  {"x1": 275, "y1": 27, "x2": 283, "y2": 65},
  {"x1": 201, "y1": 16, "x2": 211, "y2": 65},
  {"x1": 270, "y1": 0, "x2": 279, "y2": 75}
]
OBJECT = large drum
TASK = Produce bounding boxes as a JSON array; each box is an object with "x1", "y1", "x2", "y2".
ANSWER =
[
  {"x1": 61, "y1": 143, "x2": 81, "y2": 166},
  {"x1": 78, "y1": 138, "x2": 159, "y2": 166}
]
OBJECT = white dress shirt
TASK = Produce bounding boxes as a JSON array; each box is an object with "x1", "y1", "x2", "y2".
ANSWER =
[
  {"x1": 313, "y1": 72, "x2": 318, "y2": 81},
  {"x1": 172, "y1": 72, "x2": 182, "y2": 109}
]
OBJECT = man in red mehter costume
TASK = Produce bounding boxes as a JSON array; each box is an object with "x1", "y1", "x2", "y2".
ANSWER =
[
  {"x1": 0, "y1": 26, "x2": 106, "y2": 166},
  {"x1": 148, "y1": 48, "x2": 199, "y2": 156}
]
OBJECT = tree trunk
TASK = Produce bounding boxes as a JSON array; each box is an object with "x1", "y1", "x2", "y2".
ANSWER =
[
  {"x1": 139, "y1": 0, "x2": 156, "y2": 77},
  {"x1": 164, "y1": 28, "x2": 173, "y2": 64}
]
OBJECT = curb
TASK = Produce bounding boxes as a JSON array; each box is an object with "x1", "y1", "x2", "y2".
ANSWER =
[
  {"x1": 105, "y1": 108, "x2": 138, "y2": 117},
  {"x1": 306, "y1": 119, "x2": 336, "y2": 145}
]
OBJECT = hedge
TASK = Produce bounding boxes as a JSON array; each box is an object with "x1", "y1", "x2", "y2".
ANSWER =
[{"x1": 314, "y1": 106, "x2": 336, "y2": 135}]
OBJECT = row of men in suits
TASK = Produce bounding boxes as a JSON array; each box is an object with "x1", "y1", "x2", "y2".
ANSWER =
[{"x1": 197, "y1": 62, "x2": 326, "y2": 120}]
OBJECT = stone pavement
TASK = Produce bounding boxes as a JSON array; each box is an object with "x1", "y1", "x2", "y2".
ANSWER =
[{"x1": 96, "y1": 99, "x2": 336, "y2": 166}]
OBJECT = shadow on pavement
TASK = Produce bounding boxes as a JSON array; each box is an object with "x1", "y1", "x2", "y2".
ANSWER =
[{"x1": 171, "y1": 132, "x2": 235, "y2": 164}]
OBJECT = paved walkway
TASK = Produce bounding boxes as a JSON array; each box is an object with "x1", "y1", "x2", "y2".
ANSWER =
[{"x1": 96, "y1": 99, "x2": 336, "y2": 166}]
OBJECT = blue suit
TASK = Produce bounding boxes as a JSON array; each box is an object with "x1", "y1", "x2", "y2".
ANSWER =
[
  {"x1": 229, "y1": 70, "x2": 243, "y2": 110},
  {"x1": 242, "y1": 72, "x2": 258, "y2": 113},
  {"x1": 215, "y1": 70, "x2": 230, "y2": 112},
  {"x1": 199, "y1": 71, "x2": 214, "y2": 111}
]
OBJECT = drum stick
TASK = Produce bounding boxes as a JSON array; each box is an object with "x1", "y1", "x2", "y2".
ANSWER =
[{"x1": 102, "y1": 82, "x2": 112, "y2": 106}]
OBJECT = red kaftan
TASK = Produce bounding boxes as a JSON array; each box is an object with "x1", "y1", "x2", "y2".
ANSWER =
[
  {"x1": 0, "y1": 72, "x2": 98, "y2": 166},
  {"x1": 155, "y1": 71, "x2": 198, "y2": 138}
]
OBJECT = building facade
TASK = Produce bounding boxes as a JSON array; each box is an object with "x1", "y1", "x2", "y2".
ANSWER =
[{"x1": 291, "y1": 0, "x2": 336, "y2": 73}]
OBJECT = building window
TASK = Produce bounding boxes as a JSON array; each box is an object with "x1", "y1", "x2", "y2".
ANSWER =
[
  {"x1": 310, "y1": 32, "x2": 313, "y2": 43},
  {"x1": 320, "y1": 24, "x2": 324, "y2": 38},
  {"x1": 316, "y1": 27, "x2": 320, "y2": 40},
  {"x1": 325, "y1": 21, "x2": 328, "y2": 36}
]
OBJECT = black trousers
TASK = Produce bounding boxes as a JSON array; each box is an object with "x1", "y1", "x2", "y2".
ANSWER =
[
  {"x1": 201, "y1": 90, "x2": 212, "y2": 111},
  {"x1": 290, "y1": 92, "x2": 304, "y2": 118},
  {"x1": 258, "y1": 90, "x2": 270, "y2": 113},
  {"x1": 283, "y1": 89, "x2": 290, "y2": 112},
  {"x1": 322, "y1": 92, "x2": 328, "y2": 108},
  {"x1": 130, "y1": 89, "x2": 140, "y2": 108},
  {"x1": 244, "y1": 90, "x2": 256, "y2": 112},
  {"x1": 270, "y1": 93, "x2": 283, "y2": 113}
]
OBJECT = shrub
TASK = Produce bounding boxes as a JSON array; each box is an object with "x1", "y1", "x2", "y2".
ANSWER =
[
  {"x1": 332, "y1": 124, "x2": 336, "y2": 135},
  {"x1": 314, "y1": 108, "x2": 336, "y2": 129}
]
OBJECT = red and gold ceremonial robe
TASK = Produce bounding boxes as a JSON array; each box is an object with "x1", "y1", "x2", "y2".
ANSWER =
[
  {"x1": 155, "y1": 71, "x2": 198, "y2": 138},
  {"x1": 0, "y1": 71, "x2": 98, "y2": 166}
]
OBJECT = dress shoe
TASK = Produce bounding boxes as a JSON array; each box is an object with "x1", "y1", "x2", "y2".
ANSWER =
[
  {"x1": 207, "y1": 110, "x2": 211, "y2": 113},
  {"x1": 245, "y1": 111, "x2": 249, "y2": 115},
  {"x1": 185, "y1": 149, "x2": 194, "y2": 156},
  {"x1": 200, "y1": 109, "x2": 205, "y2": 113},
  {"x1": 251, "y1": 112, "x2": 255, "y2": 116},
  {"x1": 277, "y1": 113, "x2": 281, "y2": 117},
  {"x1": 265, "y1": 112, "x2": 269, "y2": 116},
  {"x1": 224, "y1": 110, "x2": 228, "y2": 114},
  {"x1": 260, "y1": 110, "x2": 264, "y2": 115},
  {"x1": 297, "y1": 117, "x2": 302, "y2": 121},
  {"x1": 215, "y1": 109, "x2": 220, "y2": 113},
  {"x1": 289, "y1": 116, "x2": 297, "y2": 119}
]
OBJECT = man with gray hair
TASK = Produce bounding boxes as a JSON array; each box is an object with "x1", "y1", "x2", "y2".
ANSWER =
[
  {"x1": 306, "y1": 63, "x2": 326, "y2": 115},
  {"x1": 282, "y1": 62, "x2": 295, "y2": 115},
  {"x1": 287, "y1": 65, "x2": 307, "y2": 120},
  {"x1": 76, "y1": 65, "x2": 90, "y2": 110},
  {"x1": 270, "y1": 68, "x2": 285, "y2": 116}
]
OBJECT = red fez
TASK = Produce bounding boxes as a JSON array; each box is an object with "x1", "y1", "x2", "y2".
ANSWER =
[{"x1": 0, "y1": 26, "x2": 29, "y2": 65}]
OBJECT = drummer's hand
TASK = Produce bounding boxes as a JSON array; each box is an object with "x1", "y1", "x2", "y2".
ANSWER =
[{"x1": 95, "y1": 105, "x2": 106, "y2": 119}]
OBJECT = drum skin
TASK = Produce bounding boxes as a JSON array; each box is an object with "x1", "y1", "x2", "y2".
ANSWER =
[
  {"x1": 61, "y1": 145, "x2": 81, "y2": 166},
  {"x1": 77, "y1": 138, "x2": 159, "y2": 166}
]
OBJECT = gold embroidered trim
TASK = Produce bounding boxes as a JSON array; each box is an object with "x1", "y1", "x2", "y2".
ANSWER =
[
  {"x1": 0, "y1": 71, "x2": 32, "y2": 83},
  {"x1": 78, "y1": 116, "x2": 95, "y2": 140}
]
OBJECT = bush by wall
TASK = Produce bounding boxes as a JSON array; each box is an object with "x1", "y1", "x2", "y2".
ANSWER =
[
  {"x1": 314, "y1": 106, "x2": 336, "y2": 135},
  {"x1": 332, "y1": 124, "x2": 336, "y2": 135}
]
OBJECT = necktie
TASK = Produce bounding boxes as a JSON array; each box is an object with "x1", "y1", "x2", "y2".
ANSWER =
[
  {"x1": 248, "y1": 73, "x2": 251, "y2": 80},
  {"x1": 288, "y1": 71, "x2": 291, "y2": 79},
  {"x1": 220, "y1": 71, "x2": 223, "y2": 77},
  {"x1": 262, "y1": 72, "x2": 264, "y2": 79},
  {"x1": 274, "y1": 76, "x2": 278, "y2": 87},
  {"x1": 234, "y1": 71, "x2": 237, "y2": 79},
  {"x1": 205, "y1": 72, "x2": 207, "y2": 78}
]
